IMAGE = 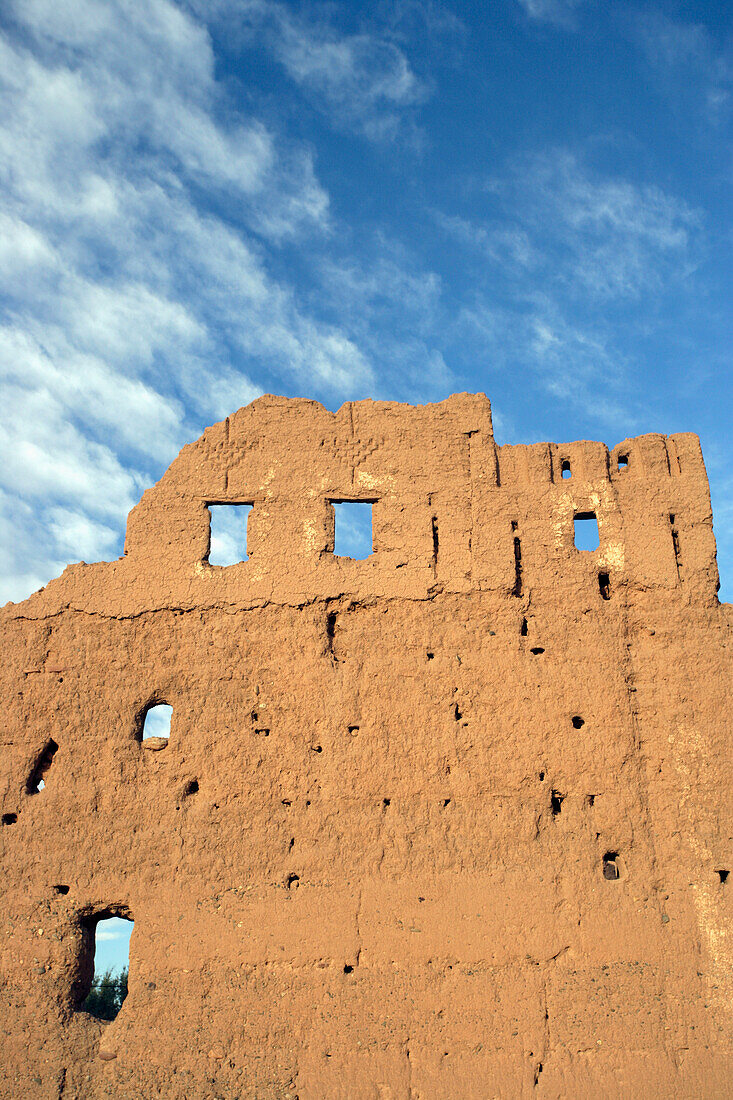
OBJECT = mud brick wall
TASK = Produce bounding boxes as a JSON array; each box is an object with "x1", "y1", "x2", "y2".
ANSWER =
[{"x1": 1, "y1": 393, "x2": 731, "y2": 1098}]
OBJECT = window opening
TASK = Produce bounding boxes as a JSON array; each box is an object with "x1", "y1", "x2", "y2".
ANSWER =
[
  {"x1": 598, "y1": 572, "x2": 611, "y2": 600},
  {"x1": 717, "y1": 869, "x2": 729, "y2": 884},
  {"x1": 512, "y1": 529, "x2": 523, "y2": 597},
  {"x1": 617, "y1": 455, "x2": 629, "y2": 471},
  {"x1": 141, "y1": 704, "x2": 172, "y2": 741},
  {"x1": 574, "y1": 513, "x2": 599, "y2": 551},
  {"x1": 53, "y1": 884, "x2": 70, "y2": 895},
  {"x1": 561, "y1": 459, "x2": 571, "y2": 480},
  {"x1": 326, "y1": 610, "x2": 337, "y2": 657},
  {"x1": 27, "y1": 739, "x2": 58, "y2": 794},
  {"x1": 550, "y1": 790, "x2": 564, "y2": 816},
  {"x1": 431, "y1": 515, "x2": 439, "y2": 575},
  {"x1": 521, "y1": 617, "x2": 528, "y2": 636},
  {"x1": 2, "y1": 813, "x2": 17, "y2": 826},
  {"x1": 669, "y1": 514, "x2": 681, "y2": 577},
  {"x1": 602, "y1": 852, "x2": 620, "y2": 880},
  {"x1": 331, "y1": 501, "x2": 374, "y2": 559},
  {"x1": 207, "y1": 503, "x2": 253, "y2": 566},
  {"x1": 79, "y1": 914, "x2": 133, "y2": 1020}
]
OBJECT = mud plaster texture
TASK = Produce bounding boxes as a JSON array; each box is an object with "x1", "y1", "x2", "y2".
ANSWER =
[{"x1": 1, "y1": 393, "x2": 731, "y2": 1100}]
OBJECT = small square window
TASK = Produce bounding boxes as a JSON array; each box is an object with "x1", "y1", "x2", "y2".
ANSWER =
[
  {"x1": 331, "y1": 501, "x2": 374, "y2": 559},
  {"x1": 207, "y1": 504, "x2": 252, "y2": 566}
]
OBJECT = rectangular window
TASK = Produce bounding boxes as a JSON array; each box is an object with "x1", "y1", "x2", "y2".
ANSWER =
[
  {"x1": 330, "y1": 501, "x2": 374, "y2": 559},
  {"x1": 574, "y1": 512, "x2": 600, "y2": 551},
  {"x1": 79, "y1": 913, "x2": 133, "y2": 1021},
  {"x1": 207, "y1": 504, "x2": 253, "y2": 566}
]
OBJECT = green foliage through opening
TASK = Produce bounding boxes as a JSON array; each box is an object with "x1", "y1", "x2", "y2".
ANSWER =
[{"x1": 82, "y1": 968, "x2": 128, "y2": 1020}]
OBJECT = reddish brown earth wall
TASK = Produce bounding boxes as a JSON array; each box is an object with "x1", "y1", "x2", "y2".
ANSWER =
[{"x1": 1, "y1": 393, "x2": 731, "y2": 1099}]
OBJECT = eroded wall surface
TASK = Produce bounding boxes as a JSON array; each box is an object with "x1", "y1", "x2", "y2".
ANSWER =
[{"x1": 1, "y1": 393, "x2": 731, "y2": 1099}]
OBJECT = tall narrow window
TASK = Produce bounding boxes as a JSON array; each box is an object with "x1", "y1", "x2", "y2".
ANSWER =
[
  {"x1": 207, "y1": 504, "x2": 253, "y2": 566},
  {"x1": 27, "y1": 739, "x2": 58, "y2": 794},
  {"x1": 78, "y1": 913, "x2": 133, "y2": 1021},
  {"x1": 331, "y1": 501, "x2": 374, "y2": 559},
  {"x1": 561, "y1": 459, "x2": 572, "y2": 480},
  {"x1": 574, "y1": 513, "x2": 600, "y2": 551},
  {"x1": 669, "y1": 514, "x2": 681, "y2": 578}
]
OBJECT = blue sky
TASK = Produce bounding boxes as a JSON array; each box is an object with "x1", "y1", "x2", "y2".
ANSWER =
[{"x1": 0, "y1": 0, "x2": 731, "y2": 606}]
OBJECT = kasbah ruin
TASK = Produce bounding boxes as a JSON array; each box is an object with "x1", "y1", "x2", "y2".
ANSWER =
[{"x1": 1, "y1": 392, "x2": 731, "y2": 1100}]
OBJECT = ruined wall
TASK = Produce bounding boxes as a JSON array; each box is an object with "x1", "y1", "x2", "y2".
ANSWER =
[{"x1": 1, "y1": 393, "x2": 731, "y2": 1099}]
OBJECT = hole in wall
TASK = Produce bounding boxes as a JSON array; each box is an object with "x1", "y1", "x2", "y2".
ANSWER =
[
  {"x1": 512, "y1": 531, "x2": 523, "y2": 597},
  {"x1": 586, "y1": 794, "x2": 595, "y2": 807},
  {"x1": 454, "y1": 703, "x2": 462, "y2": 721},
  {"x1": 53, "y1": 884, "x2": 70, "y2": 895},
  {"x1": 561, "y1": 459, "x2": 571, "y2": 480},
  {"x1": 326, "y1": 611, "x2": 337, "y2": 656},
  {"x1": 2, "y1": 813, "x2": 17, "y2": 826},
  {"x1": 521, "y1": 618, "x2": 528, "y2": 637},
  {"x1": 184, "y1": 779, "x2": 199, "y2": 796},
  {"x1": 382, "y1": 798, "x2": 391, "y2": 808},
  {"x1": 442, "y1": 798, "x2": 451, "y2": 808},
  {"x1": 538, "y1": 771, "x2": 545, "y2": 782},
  {"x1": 331, "y1": 501, "x2": 374, "y2": 559},
  {"x1": 311, "y1": 744, "x2": 323, "y2": 754},
  {"x1": 571, "y1": 716, "x2": 585, "y2": 729},
  {"x1": 77, "y1": 912, "x2": 133, "y2": 1021},
  {"x1": 348, "y1": 725, "x2": 360, "y2": 735},
  {"x1": 574, "y1": 513, "x2": 600, "y2": 552},
  {"x1": 602, "y1": 852, "x2": 620, "y2": 880},
  {"x1": 207, "y1": 503, "x2": 253, "y2": 566},
  {"x1": 286, "y1": 873, "x2": 300, "y2": 890},
  {"x1": 27, "y1": 739, "x2": 59, "y2": 794},
  {"x1": 343, "y1": 964, "x2": 354, "y2": 974},
  {"x1": 427, "y1": 651, "x2": 434, "y2": 660},
  {"x1": 717, "y1": 869, "x2": 729, "y2": 884},
  {"x1": 551, "y1": 790, "x2": 565, "y2": 816},
  {"x1": 598, "y1": 572, "x2": 611, "y2": 600},
  {"x1": 617, "y1": 455, "x2": 629, "y2": 470},
  {"x1": 530, "y1": 647, "x2": 545, "y2": 655},
  {"x1": 140, "y1": 704, "x2": 172, "y2": 742},
  {"x1": 669, "y1": 513, "x2": 682, "y2": 576},
  {"x1": 254, "y1": 728, "x2": 270, "y2": 737}
]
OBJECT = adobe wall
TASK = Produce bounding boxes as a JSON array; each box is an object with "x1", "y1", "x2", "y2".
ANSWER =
[{"x1": 1, "y1": 393, "x2": 731, "y2": 1099}]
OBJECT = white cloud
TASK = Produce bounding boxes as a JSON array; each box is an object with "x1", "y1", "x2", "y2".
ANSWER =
[
  {"x1": 205, "y1": 0, "x2": 427, "y2": 141},
  {"x1": 439, "y1": 151, "x2": 700, "y2": 301},
  {"x1": 634, "y1": 12, "x2": 731, "y2": 124},
  {"x1": 0, "y1": 0, "x2": 379, "y2": 604},
  {"x1": 515, "y1": 0, "x2": 588, "y2": 29}
]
